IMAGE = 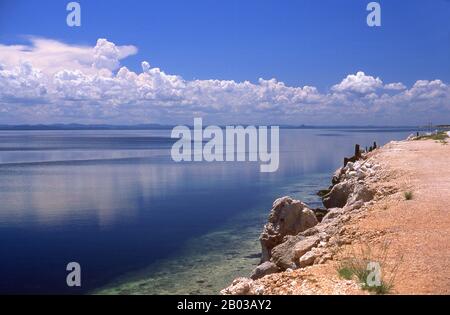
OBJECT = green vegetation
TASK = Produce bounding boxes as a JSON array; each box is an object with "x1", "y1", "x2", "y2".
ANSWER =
[
  {"x1": 337, "y1": 242, "x2": 401, "y2": 295},
  {"x1": 404, "y1": 191, "x2": 413, "y2": 200},
  {"x1": 338, "y1": 266, "x2": 354, "y2": 280},
  {"x1": 337, "y1": 257, "x2": 391, "y2": 293},
  {"x1": 362, "y1": 280, "x2": 393, "y2": 295},
  {"x1": 415, "y1": 131, "x2": 449, "y2": 141}
]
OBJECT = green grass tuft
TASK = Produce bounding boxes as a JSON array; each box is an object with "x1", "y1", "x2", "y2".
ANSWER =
[
  {"x1": 404, "y1": 191, "x2": 413, "y2": 200},
  {"x1": 336, "y1": 242, "x2": 401, "y2": 295},
  {"x1": 362, "y1": 281, "x2": 393, "y2": 295},
  {"x1": 338, "y1": 266, "x2": 354, "y2": 280},
  {"x1": 415, "y1": 131, "x2": 448, "y2": 141}
]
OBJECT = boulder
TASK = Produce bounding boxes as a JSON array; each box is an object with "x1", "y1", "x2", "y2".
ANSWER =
[
  {"x1": 293, "y1": 235, "x2": 320, "y2": 260},
  {"x1": 270, "y1": 235, "x2": 305, "y2": 270},
  {"x1": 321, "y1": 208, "x2": 344, "y2": 223},
  {"x1": 298, "y1": 250, "x2": 318, "y2": 268},
  {"x1": 250, "y1": 262, "x2": 279, "y2": 280},
  {"x1": 346, "y1": 184, "x2": 374, "y2": 207},
  {"x1": 322, "y1": 180, "x2": 355, "y2": 209},
  {"x1": 317, "y1": 189, "x2": 331, "y2": 197},
  {"x1": 345, "y1": 200, "x2": 364, "y2": 211},
  {"x1": 331, "y1": 167, "x2": 344, "y2": 185},
  {"x1": 270, "y1": 234, "x2": 322, "y2": 270},
  {"x1": 220, "y1": 278, "x2": 254, "y2": 295},
  {"x1": 345, "y1": 162, "x2": 354, "y2": 172},
  {"x1": 301, "y1": 226, "x2": 320, "y2": 236},
  {"x1": 317, "y1": 252, "x2": 333, "y2": 264},
  {"x1": 259, "y1": 196, "x2": 318, "y2": 262},
  {"x1": 356, "y1": 169, "x2": 366, "y2": 179}
]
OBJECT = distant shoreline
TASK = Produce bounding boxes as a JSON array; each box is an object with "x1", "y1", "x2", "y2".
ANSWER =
[{"x1": 0, "y1": 124, "x2": 428, "y2": 131}]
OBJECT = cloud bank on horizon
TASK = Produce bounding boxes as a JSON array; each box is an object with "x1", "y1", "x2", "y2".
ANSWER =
[{"x1": 0, "y1": 37, "x2": 449, "y2": 125}]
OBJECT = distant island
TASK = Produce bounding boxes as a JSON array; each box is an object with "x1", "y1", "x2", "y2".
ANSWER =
[{"x1": 0, "y1": 123, "x2": 430, "y2": 131}]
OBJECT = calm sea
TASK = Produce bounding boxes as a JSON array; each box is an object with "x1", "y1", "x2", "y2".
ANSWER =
[{"x1": 0, "y1": 128, "x2": 414, "y2": 294}]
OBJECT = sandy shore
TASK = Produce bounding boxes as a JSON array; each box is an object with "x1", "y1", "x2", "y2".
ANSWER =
[{"x1": 223, "y1": 137, "x2": 450, "y2": 294}]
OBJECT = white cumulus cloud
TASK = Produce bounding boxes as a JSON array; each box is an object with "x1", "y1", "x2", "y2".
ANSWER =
[
  {"x1": 332, "y1": 71, "x2": 383, "y2": 94},
  {"x1": 0, "y1": 37, "x2": 137, "y2": 75},
  {"x1": 0, "y1": 37, "x2": 449, "y2": 125}
]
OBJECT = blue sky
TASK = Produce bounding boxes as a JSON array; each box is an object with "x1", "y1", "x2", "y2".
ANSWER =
[
  {"x1": 2, "y1": 0, "x2": 449, "y2": 88},
  {"x1": 0, "y1": 0, "x2": 449, "y2": 125}
]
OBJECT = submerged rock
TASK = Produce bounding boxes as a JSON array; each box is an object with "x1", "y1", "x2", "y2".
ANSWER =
[{"x1": 259, "y1": 196, "x2": 318, "y2": 262}]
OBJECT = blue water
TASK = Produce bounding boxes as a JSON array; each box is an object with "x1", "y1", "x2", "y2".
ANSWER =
[{"x1": 0, "y1": 128, "x2": 414, "y2": 294}]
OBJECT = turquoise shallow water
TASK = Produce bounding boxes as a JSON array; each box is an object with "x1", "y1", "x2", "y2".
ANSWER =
[
  {"x1": 95, "y1": 173, "x2": 329, "y2": 295},
  {"x1": 0, "y1": 128, "x2": 414, "y2": 294}
]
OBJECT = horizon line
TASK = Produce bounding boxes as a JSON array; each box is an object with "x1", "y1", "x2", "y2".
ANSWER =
[{"x1": 0, "y1": 123, "x2": 443, "y2": 131}]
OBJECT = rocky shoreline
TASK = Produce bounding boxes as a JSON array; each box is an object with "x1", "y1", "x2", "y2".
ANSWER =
[
  {"x1": 222, "y1": 131, "x2": 450, "y2": 294},
  {"x1": 221, "y1": 143, "x2": 385, "y2": 295}
]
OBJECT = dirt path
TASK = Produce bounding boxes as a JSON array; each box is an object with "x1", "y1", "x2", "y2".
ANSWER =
[
  {"x1": 239, "y1": 139, "x2": 450, "y2": 295},
  {"x1": 350, "y1": 139, "x2": 450, "y2": 294}
]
